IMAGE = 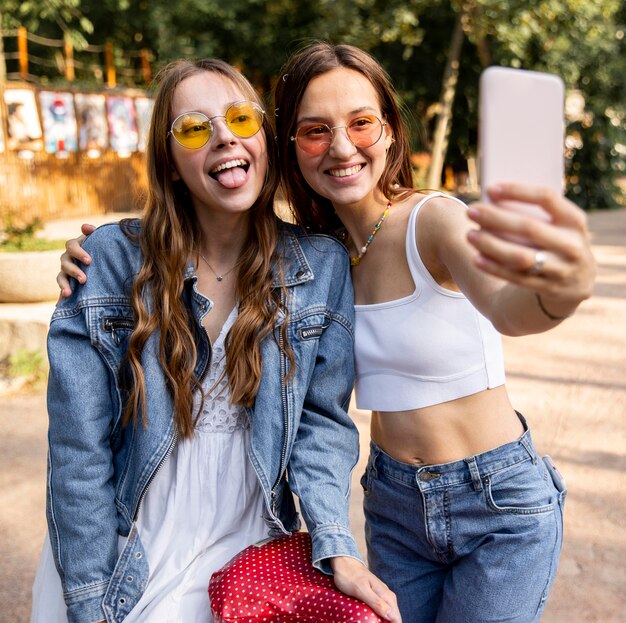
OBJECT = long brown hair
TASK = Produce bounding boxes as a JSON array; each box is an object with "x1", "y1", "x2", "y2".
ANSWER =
[
  {"x1": 274, "y1": 42, "x2": 415, "y2": 234},
  {"x1": 123, "y1": 58, "x2": 291, "y2": 438}
]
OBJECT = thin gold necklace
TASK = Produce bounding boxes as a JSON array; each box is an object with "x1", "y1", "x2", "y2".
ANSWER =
[
  {"x1": 199, "y1": 253, "x2": 239, "y2": 282},
  {"x1": 349, "y1": 200, "x2": 392, "y2": 267}
]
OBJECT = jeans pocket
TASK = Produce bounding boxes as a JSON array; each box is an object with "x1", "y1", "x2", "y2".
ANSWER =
[
  {"x1": 360, "y1": 467, "x2": 369, "y2": 495},
  {"x1": 484, "y1": 459, "x2": 556, "y2": 515},
  {"x1": 360, "y1": 463, "x2": 373, "y2": 496}
]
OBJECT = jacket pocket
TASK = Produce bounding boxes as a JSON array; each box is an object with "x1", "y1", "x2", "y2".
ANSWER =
[
  {"x1": 296, "y1": 311, "x2": 331, "y2": 341},
  {"x1": 102, "y1": 315, "x2": 135, "y2": 346}
]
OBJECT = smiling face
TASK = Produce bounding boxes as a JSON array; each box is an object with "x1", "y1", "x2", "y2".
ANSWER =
[
  {"x1": 169, "y1": 71, "x2": 268, "y2": 219},
  {"x1": 293, "y1": 67, "x2": 393, "y2": 211}
]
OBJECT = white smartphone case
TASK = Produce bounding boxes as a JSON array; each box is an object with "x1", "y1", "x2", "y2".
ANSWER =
[{"x1": 479, "y1": 66, "x2": 565, "y2": 219}]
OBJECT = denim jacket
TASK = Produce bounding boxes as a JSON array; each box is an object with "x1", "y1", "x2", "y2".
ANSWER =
[{"x1": 46, "y1": 220, "x2": 360, "y2": 623}]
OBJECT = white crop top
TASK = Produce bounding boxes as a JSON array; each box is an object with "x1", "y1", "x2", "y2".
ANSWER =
[{"x1": 354, "y1": 193, "x2": 506, "y2": 411}]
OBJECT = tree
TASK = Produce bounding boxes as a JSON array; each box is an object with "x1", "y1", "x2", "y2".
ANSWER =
[
  {"x1": 463, "y1": 0, "x2": 625, "y2": 208},
  {"x1": 0, "y1": 0, "x2": 93, "y2": 84},
  {"x1": 335, "y1": 0, "x2": 625, "y2": 207},
  {"x1": 3, "y1": 0, "x2": 623, "y2": 208}
]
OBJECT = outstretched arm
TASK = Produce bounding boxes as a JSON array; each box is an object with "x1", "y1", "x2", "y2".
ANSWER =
[
  {"x1": 420, "y1": 183, "x2": 595, "y2": 336},
  {"x1": 465, "y1": 183, "x2": 595, "y2": 333}
]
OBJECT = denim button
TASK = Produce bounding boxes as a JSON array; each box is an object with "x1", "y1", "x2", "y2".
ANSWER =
[
  {"x1": 119, "y1": 597, "x2": 126, "y2": 605},
  {"x1": 295, "y1": 270, "x2": 305, "y2": 278},
  {"x1": 135, "y1": 551, "x2": 142, "y2": 559},
  {"x1": 418, "y1": 471, "x2": 441, "y2": 482},
  {"x1": 126, "y1": 575, "x2": 133, "y2": 583}
]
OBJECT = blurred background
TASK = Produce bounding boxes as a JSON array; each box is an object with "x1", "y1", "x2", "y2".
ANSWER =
[{"x1": 0, "y1": 0, "x2": 624, "y2": 228}]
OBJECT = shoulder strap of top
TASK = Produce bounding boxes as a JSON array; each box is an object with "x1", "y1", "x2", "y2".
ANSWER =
[{"x1": 405, "y1": 192, "x2": 469, "y2": 288}]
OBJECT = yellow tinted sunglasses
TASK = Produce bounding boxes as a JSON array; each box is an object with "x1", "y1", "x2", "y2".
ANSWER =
[{"x1": 169, "y1": 100, "x2": 265, "y2": 149}]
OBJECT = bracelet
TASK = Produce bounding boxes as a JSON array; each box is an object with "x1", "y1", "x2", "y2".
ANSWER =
[{"x1": 534, "y1": 293, "x2": 572, "y2": 321}]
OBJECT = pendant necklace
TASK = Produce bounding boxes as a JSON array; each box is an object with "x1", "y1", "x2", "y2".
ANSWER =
[
  {"x1": 199, "y1": 253, "x2": 239, "y2": 282},
  {"x1": 349, "y1": 200, "x2": 392, "y2": 267}
]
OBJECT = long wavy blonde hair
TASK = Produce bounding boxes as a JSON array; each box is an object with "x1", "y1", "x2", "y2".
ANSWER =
[{"x1": 122, "y1": 59, "x2": 292, "y2": 438}]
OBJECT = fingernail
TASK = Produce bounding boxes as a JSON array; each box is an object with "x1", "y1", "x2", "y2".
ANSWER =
[
  {"x1": 79, "y1": 277, "x2": 86, "y2": 284},
  {"x1": 489, "y1": 184, "x2": 503, "y2": 194},
  {"x1": 83, "y1": 256, "x2": 90, "y2": 263},
  {"x1": 467, "y1": 207, "x2": 480, "y2": 219},
  {"x1": 467, "y1": 229, "x2": 479, "y2": 242},
  {"x1": 386, "y1": 609, "x2": 394, "y2": 620}
]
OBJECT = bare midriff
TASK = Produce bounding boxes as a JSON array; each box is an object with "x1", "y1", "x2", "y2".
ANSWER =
[{"x1": 370, "y1": 385, "x2": 524, "y2": 466}]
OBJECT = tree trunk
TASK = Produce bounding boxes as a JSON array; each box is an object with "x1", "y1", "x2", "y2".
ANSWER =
[{"x1": 426, "y1": 9, "x2": 466, "y2": 190}]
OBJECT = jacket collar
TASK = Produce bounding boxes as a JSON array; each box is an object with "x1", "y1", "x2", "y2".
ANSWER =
[
  {"x1": 182, "y1": 224, "x2": 313, "y2": 289},
  {"x1": 272, "y1": 225, "x2": 313, "y2": 288}
]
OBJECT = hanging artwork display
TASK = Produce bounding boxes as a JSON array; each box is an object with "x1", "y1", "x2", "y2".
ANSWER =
[
  {"x1": 4, "y1": 88, "x2": 44, "y2": 151},
  {"x1": 134, "y1": 97, "x2": 154, "y2": 152},
  {"x1": 39, "y1": 91, "x2": 78, "y2": 154},
  {"x1": 0, "y1": 88, "x2": 155, "y2": 157},
  {"x1": 107, "y1": 96, "x2": 138, "y2": 153},
  {"x1": 75, "y1": 93, "x2": 109, "y2": 154}
]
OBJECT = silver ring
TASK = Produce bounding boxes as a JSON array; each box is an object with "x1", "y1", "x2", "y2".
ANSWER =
[{"x1": 529, "y1": 250, "x2": 546, "y2": 275}]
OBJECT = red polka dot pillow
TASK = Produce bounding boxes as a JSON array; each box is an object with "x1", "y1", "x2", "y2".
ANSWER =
[{"x1": 209, "y1": 532, "x2": 385, "y2": 622}]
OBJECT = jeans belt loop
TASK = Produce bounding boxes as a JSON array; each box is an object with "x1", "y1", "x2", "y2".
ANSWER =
[
  {"x1": 370, "y1": 443, "x2": 381, "y2": 479},
  {"x1": 519, "y1": 434, "x2": 537, "y2": 464},
  {"x1": 465, "y1": 456, "x2": 483, "y2": 492}
]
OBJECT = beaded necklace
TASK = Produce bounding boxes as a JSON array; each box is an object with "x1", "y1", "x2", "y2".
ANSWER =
[{"x1": 349, "y1": 200, "x2": 392, "y2": 267}]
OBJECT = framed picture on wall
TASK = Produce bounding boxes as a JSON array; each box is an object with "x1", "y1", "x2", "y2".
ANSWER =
[
  {"x1": 134, "y1": 97, "x2": 154, "y2": 152},
  {"x1": 4, "y1": 88, "x2": 43, "y2": 151},
  {"x1": 39, "y1": 91, "x2": 78, "y2": 154},
  {"x1": 107, "y1": 95, "x2": 138, "y2": 154},
  {"x1": 75, "y1": 93, "x2": 108, "y2": 155}
]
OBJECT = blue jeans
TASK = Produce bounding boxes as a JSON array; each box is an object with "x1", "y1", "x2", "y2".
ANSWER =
[{"x1": 361, "y1": 417, "x2": 566, "y2": 623}]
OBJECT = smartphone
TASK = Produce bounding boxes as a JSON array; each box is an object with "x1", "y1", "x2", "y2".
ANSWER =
[{"x1": 479, "y1": 66, "x2": 565, "y2": 221}]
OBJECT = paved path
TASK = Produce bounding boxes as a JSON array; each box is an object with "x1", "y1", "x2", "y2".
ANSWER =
[{"x1": 1, "y1": 209, "x2": 624, "y2": 622}]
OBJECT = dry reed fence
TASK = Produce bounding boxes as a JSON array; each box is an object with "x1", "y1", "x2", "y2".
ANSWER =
[{"x1": 0, "y1": 151, "x2": 148, "y2": 225}]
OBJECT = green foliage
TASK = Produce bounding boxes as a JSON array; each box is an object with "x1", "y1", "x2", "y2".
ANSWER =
[
  {"x1": 1, "y1": 215, "x2": 42, "y2": 250},
  {"x1": 567, "y1": 115, "x2": 625, "y2": 211},
  {"x1": 0, "y1": 215, "x2": 66, "y2": 251},
  {"x1": 7, "y1": 348, "x2": 49, "y2": 388},
  {"x1": 1, "y1": 0, "x2": 93, "y2": 43},
  {"x1": 469, "y1": 0, "x2": 625, "y2": 209},
  {"x1": 0, "y1": 238, "x2": 67, "y2": 252},
  {"x1": 3, "y1": 0, "x2": 623, "y2": 208}
]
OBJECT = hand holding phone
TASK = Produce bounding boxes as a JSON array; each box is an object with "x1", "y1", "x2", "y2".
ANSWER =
[{"x1": 479, "y1": 66, "x2": 565, "y2": 222}]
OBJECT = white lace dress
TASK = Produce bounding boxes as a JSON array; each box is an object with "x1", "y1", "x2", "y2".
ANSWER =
[{"x1": 31, "y1": 306, "x2": 269, "y2": 622}]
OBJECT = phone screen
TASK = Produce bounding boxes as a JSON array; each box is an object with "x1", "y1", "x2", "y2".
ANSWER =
[{"x1": 479, "y1": 66, "x2": 565, "y2": 220}]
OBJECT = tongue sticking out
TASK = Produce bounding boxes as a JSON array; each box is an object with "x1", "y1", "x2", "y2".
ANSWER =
[{"x1": 213, "y1": 166, "x2": 247, "y2": 189}]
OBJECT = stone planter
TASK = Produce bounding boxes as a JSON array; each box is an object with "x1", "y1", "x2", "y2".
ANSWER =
[{"x1": 0, "y1": 249, "x2": 61, "y2": 303}]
